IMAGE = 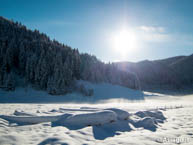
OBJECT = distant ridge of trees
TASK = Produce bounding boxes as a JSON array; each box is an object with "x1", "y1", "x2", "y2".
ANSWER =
[
  {"x1": 0, "y1": 16, "x2": 139, "y2": 95},
  {"x1": 115, "y1": 54, "x2": 193, "y2": 91}
]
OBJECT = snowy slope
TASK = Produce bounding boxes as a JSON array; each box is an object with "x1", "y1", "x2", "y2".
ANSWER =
[{"x1": 0, "y1": 80, "x2": 144, "y2": 103}]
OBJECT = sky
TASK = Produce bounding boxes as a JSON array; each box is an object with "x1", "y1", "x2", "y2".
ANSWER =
[{"x1": 1, "y1": 0, "x2": 193, "y2": 62}]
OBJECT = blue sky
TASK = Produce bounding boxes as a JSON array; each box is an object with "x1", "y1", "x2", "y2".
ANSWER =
[{"x1": 1, "y1": 0, "x2": 193, "y2": 62}]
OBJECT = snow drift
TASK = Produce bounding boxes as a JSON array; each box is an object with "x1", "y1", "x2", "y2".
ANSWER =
[
  {"x1": 63, "y1": 111, "x2": 117, "y2": 126},
  {"x1": 0, "y1": 115, "x2": 62, "y2": 124},
  {"x1": 0, "y1": 107, "x2": 166, "y2": 133},
  {"x1": 104, "y1": 108, "x2": 130, "y2": 120}
]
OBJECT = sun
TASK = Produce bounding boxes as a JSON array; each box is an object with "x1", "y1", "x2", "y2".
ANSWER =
[{"x1": 112, "y1": 29, "x2": 137, "y2": 58}]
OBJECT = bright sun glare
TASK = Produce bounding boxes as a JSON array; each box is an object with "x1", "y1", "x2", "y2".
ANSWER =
[{"x1": 112, "y1": 29, "x2": 138, "y2": 58}]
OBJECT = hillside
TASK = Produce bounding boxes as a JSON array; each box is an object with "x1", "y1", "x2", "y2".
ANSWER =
[
  {"x1": 0, "y1": 16, "x2": 139, "y2": 95},
  {"x1": 155, "y1": 56, "x2": 186, "y2": 66},
  {"x1": 115, "y1": 55, "x2": 193, "y2": 91},
  {"x1": 170, "y1": 54, "x2": 193, "y2": 86}
]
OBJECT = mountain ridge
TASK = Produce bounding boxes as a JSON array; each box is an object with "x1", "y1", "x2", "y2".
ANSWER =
[{"x1": 115, "y1": 54, "x2": 193, "y2": 91}]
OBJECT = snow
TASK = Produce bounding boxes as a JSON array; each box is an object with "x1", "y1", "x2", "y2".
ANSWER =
[
  {"x1": 135, "y1": 110, "x2": 166, "y2": 121},
  {"x1": 0, "y1": 98, "x2": 193, "y2": 144},
  {"x1": 0, "y1": 109, "x2": 136, "y2": 127},
  {"x1": 0, "y1": 80, "x2": 144, "y2": 103},
  {"x1": 129, "y1": 116, "x2": 158, "y2": 131},
  {"x1": 104, "y1": 108, "x2": 130, "y2": 120},
  {"x1": 58, "y1": 108, "x2": 130, "y2": 121},
  {"x1": 61, "y1": 111, "x2": 117, "y2": 127},
  {"x1": 0, "y1": 115, "x2": 62, "y2": 125},
  {"x1": 0, "y1": 102, "x2": 166, "y2": 132},
  {"x1": 0, "y1": 83, "x2": 193, "y2": 144},
  {"x1": 77, "y1": 80, "x2": 144, "y2": 100},
  {"x1": 0, "y1": 106, "x2": 168, "y2": 143},
  {"x1": 13, "y1": 110, "x2": 36, "y2": 116}
]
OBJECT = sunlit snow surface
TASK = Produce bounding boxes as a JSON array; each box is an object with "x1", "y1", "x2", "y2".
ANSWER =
[{"x1": 0, "y1": 83, "x2": 193, "y2": 145}]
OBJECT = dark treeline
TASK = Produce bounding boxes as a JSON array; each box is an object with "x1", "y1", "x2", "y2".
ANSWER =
[
  {"x1": 0, "y1": 16, "x2": 139, "y2": 95},
  {"x1": 116, "y1": 55, "x2": 193, "y2": 91}
]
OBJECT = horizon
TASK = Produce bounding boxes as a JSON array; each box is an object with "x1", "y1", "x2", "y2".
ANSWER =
[{"x1": 1, "y1": 0, "x2": 193, "y2": 62}]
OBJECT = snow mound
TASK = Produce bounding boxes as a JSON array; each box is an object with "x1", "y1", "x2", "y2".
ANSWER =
[
  {"x1": 0, "y1": 110, "x2": 118, "y2": 127},
  {"x1": 64, "y1": 110, "x2": 117, "y2": 126},
  {"x1": 59, "y1": 108, "x2": 98, "y2": 112},
  {"x1": 0, "y1": 107, "x2": 166, "y2": 133},
  {"x1": 105, "y1": 108, "x2": 130, "y2": 120},
  {"x1": 13, "y1": 110, "x2": 36, "y2": 116},
  {"x1": 58, "y1": 107, "x2": 130, "y2": 121},
  {"x1": 127, "y1": 110, "x2": 167, "y2": 131},
  {"x1": 80, "y1": 107, "x2": 98, "y2": 109},
  {"x1": 135, "y1": 110, "x2": 166, "y2": 120},
  {"x1": 0, "y1": 115, "x2": 62, "y2": 124},
  {"x1": 134, "y1": 117, "x2": 158, "y2": 129}
]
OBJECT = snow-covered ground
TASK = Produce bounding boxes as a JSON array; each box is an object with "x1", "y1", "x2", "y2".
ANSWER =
[
  {"x1": 0, "y1": 81, "x2": 144, "y2": 103},
  {"x1": 0, "y1": 82, "x2": 193, "y2": 145}
]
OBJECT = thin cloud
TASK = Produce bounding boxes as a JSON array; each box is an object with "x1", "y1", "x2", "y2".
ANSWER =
[
  {"x1": 136, "y1": 26, "x2": 169, "y2": 42},
  {"x1": 139, "y1": 26, "x2": 165, "y2": 33},
  {"x1": 138, "y1": 26, "x2": 193, "y2": 46}
]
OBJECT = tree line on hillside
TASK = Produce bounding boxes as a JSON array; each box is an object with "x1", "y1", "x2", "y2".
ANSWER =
[
  {"x1": 0, "y1": 16, "x2": 140, "y2": 95},
  {"x1": 116, "y1": 55, "x2": 193, "y2": 91}
]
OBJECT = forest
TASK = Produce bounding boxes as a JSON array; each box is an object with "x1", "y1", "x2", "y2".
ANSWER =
[{"x1": 0, "y1": 16, "x2": 139, "y2": 95}]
